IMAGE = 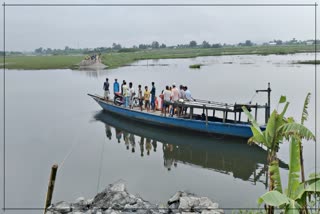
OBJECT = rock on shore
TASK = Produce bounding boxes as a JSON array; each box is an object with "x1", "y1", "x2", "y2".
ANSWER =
[{"x1": 47, "y1": 182, "x2": 224, "y2": 214}]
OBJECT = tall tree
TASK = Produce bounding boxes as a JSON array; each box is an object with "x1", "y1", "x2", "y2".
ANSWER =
[
  {"x1": 189, "y1": 40, "x2": 197, "y2": 47},
  {"x1": 35, "y1": 47, "x2": 43, "y2": 54},
  {"x1": 201, "y1": 41, "x2": 211, "y2": 48},
  {"x1": 151, "y1": 41, "x2": 159, "y2": 49},
  {"x1": 160, "y1": 43, "x2": 166, "y2": 48}
]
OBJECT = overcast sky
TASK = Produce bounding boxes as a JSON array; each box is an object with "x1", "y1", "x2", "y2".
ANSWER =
[{"x1": 0, "y1": 0, "x2": 318, "y2": 51}]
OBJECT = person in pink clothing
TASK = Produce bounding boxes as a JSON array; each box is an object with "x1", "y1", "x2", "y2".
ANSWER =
[{"x1": 171, "y1": 83, "x2": 179, "y2": 102}]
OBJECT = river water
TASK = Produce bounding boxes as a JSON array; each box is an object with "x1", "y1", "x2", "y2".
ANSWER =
[{"x1": 0, "y1": 53, "x2": 318, "y2": 212}]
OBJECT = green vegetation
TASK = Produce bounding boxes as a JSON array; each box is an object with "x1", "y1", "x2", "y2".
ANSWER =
[
  {"x1": 1, "y1": 44, "x2": 319, "y2": 70},
  {"x1": 296, "y1": 60, "x2": 320, "y2": 65},
  {"x1": 1, "y1": 55, "x2": 83, "y2": 70},
  {"x1": 189, "y1": 64, "x2": 202, "y2": 69},
  {"x1": 243, "y1": 94, "x2": 320, "y2": 214}
]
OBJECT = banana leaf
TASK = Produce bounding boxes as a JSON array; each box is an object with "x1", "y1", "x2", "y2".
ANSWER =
[
  {"x1": 258, "y1": 190, "x2": 289, "y2": 207},
  {"x1": 294, "y1": 177, "x2": 320, "y2": 200},
  {"x1": 265, "y1": 110, "x2": 287, "y2": 150},
  {"x1": 242, "y1": 106, "x2": 267, "y2": 146},
  {"x1": 280, "y1": 123, "x2": 315, "y2": 141},
  {"x1": 300, "y1": 93, "x2": 311, "y2": 125},
  {"x1": 279, "y1": 95, "x2": 287, "y2": 104},
  {"x1": 287, "y1": 136, "x2": 301, "y2": 198}
]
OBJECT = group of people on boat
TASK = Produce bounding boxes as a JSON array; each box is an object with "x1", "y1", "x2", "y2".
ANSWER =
[{"x1": 103, "y1": 78, "x2": 194, "y2": 116}]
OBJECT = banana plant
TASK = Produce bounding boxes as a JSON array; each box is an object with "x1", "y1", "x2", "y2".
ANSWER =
[
  {"x1": 257, "y1": 172, "x2": 320, "y2": 214},
  {"x1": 243, "y1": 94, "x2": 319, "y2": 214},
  {"x1": 242, "y1": 96, "x2": 289, "y2": 194},
  {"x1": 242, "y1": 96, "x2": 289, "y2": 214}
]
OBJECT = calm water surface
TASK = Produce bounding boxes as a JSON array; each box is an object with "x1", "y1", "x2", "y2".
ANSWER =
[{"x1": 0, "y1": 53, "x2": 318, "y2": 213}]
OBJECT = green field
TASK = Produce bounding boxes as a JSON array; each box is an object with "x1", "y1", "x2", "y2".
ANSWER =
[
  {"x1": 1, "y1": 44, "x2": 319, "y2": 70},
  {"x1": 1, "y1": 55, "x2": 84, "y2": 70}
]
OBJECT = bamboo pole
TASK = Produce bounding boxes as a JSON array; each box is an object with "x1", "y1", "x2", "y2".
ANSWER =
[{"x1": 44, "y1": 164, "x2": 58, "y2": 214}]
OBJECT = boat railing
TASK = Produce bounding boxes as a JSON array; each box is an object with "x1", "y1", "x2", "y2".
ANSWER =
[{"x1": 165, "y1": 98, "x2": 269, "y2": 124}]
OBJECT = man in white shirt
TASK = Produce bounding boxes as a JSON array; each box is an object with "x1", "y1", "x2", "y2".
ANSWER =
[
  {"x1": 170, "y1": 83, "x2": 180, "y2": 116},
  {"x1": 122, "y1": 82, "x2": 129, "y2": 108},
  {"x1": 162, "y1": 86, "x2": 172, "y2": 116}
]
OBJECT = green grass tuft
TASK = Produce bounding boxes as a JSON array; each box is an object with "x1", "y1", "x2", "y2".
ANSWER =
[{"x1": 189, "y1": 64, "x2": 202, "y2": 69}]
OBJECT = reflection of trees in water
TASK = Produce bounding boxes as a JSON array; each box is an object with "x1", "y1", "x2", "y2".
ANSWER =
[{"x1": 103, "y1": 124, "x2": 269, "y2": 187}]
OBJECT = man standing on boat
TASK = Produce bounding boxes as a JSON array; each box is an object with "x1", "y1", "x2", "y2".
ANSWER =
[
  {"x1": 103, "y1": 78, "x2": 110, "y2": 101},
  {"x1": 122, "y1": 81, "x2": 130, "y2": 108},
  {"x1": 150, "y1": 82, "x2": 156, "y2": 112},
  {"x1": 121, "y1": 80, "x2": 126, "y2": 95},
  {"x1": 170, "y1": 83, "x2": 179, "y2": 116},
  {"x1": 184, "y1": 86, "x2": 193, "y2": 101},
  {"x1": 113, "y1": 79, "x2": 119, "y2": 95},
  {"x1": 129, "y1": 82, "x2": 135, "y2": 109},
  {"x1": 179, "y1": 85, "x2": 186, "y2": 100},
  {"x1": 162, "y1": 86, "x2": 172, "y2": 116},
  {"x1": 144, "y1": 86, "x2": 151, "y2": 112},
  {"x1": 138, "y1": 85, "x2": 143, "y2": 111}
]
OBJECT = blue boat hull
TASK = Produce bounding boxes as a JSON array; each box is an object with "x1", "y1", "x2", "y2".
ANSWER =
[{"x1": 90, "y1": 95, "x2": 255, "y2": 139}]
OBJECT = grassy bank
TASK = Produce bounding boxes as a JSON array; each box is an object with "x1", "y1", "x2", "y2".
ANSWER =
[
  {"x1": 1, "y1": 55, "x2": 84, "y2": 70},
  {"x1": 2, "y1": 44, "x2": 319, "y2": 70}
]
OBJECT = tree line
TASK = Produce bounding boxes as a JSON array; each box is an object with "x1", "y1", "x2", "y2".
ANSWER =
[{"x1": 30, "y1": 38, "x2": 318, "y2": 55}]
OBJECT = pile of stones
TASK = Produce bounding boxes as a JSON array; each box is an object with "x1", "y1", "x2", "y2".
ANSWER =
[{"x1": 47, "y1": 182, "x2": 224, "y2": 214}]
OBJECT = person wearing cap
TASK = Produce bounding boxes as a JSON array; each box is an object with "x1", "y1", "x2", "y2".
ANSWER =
[
  {"x1": 103, "y1": 78, "x2": 110, "y2": 101},
  {"x1": 113, "y1": 79, "x2": 119, "y2": 95}
]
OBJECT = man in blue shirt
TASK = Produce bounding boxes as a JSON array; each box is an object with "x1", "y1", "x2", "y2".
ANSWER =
[
  {"x1": 113, "y1": 79, "x2": 120, "y2": 95},
  {"x1": 184, "y1": 86, "x2": 193, "y2": 101}
]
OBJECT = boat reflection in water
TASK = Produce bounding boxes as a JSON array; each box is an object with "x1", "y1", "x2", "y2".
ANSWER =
[{"x1": 94, "y1": 111, "x2": 288, "y2": 188}]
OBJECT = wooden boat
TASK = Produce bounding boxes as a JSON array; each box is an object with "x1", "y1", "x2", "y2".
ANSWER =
[{"x1": 88, "y1": 84, "x2": 270, "y2": 139}]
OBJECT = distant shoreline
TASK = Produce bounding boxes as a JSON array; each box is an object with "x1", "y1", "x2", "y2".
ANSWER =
[{"x1": 1, "y1": 44, "x2": 319, "y2": 70}]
